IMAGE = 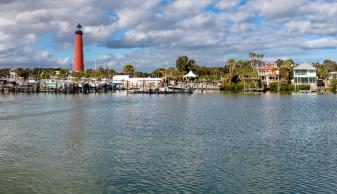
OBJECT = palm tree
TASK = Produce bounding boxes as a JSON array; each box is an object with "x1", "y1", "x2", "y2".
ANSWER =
[
  {"x1": 279, "y1": 59, "x2": 294, "y2": 83},
  {"x1": 123, "y1": 64, "x2": 135, "y2": 77},
  {"x1": 226, "y1": 58, "x2": 236, "y2": 77},
  {"x1": 249, "y1": 52, "x2": 257, "y2": 67},
  {"x1": 249, "y1": 52, "x2": 264, "y2": 67},
  {"x1": 256, "y1": 54, "x2": 264, "y2": 66},
  {"x1": 314, "y1": 62, "x2": 328, "y2": 80}
]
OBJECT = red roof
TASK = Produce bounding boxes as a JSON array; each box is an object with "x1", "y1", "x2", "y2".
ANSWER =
[{"x1": 256, "y1": 65, "x2": 278, "y2": 70}]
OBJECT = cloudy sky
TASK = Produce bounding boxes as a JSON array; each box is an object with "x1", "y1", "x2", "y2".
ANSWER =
[{"x1": 0, "y1": 0, "x2": 337, "y2": 71}]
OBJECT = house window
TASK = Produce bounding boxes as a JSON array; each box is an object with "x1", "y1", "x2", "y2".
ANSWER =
[{"x1": 295, "y1": 70, "x2": 308, "y2": 75}]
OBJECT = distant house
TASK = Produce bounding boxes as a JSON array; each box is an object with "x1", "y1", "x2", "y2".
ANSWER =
[
  {"x1": 255, "y1": 63, "x2": 279, "y2": 84},
  {"x1": 328, "y1": 72, "x2": 337, "y2": 79},
  {"x1": 293, "y1": 63, "x2": 316, "y2": 85}
]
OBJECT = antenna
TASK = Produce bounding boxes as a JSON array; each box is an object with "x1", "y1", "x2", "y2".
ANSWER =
[{"x1": 164, "y1": 61, "x2": 168, "y2": 85}]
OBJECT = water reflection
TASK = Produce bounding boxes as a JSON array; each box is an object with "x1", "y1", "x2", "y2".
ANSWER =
[{"x1": 67, "y1": 95, "x2": 86, "y2": 154}]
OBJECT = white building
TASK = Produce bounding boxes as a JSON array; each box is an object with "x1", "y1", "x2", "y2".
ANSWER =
[
  {"x1": 112, "y1": 75, "x2": 162, "y2": 89},
  {"x1": 293, "y1": 63, "x2": 317, "y2": 85},
  {"x1": 328, "y1": 72, "x2": 337, "y2": 79},
  {"x1": 112, "y1": 75, "x2": 129, "y2": 84}
]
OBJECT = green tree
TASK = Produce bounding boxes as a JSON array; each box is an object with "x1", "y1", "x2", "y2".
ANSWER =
[
  {"x1": 249, "y1": 52, "x2": 264, "y2": 67},
  {"x1": 275, "y1": 59, "x2": 284, "y2": 68},
  {"x1": 226, "y1": 58, "x2": 236, "y2": 76},
  {"x1": 152, "y1": 68, "x2": 165, "y2": 77},
  {"x1": 0, "y1": 68, "x2": 10, "y2": 78},
  {"x1": 106, "y1": 69, "x2": 117, "y2": 78},
  {"x1": 323, "y1": 59, "x2": 337, "y2": 72},
  {"x1": 330, "y1": 78, "x2": 337, "y2": 91},
  {"x1": 314, "y1": 62, "x2": 329, "y2": 80},
  {"x1": 176, "y1": 56, "x2": 197, "y2": 74},
  {"x1": 279, "y1": 59, "x2": 294, "y2": 83},
  {"x1": 123, "y1": 64, "x2": 135, "y2": 77},
  {"x1": 229, "y1": 60, "x2": 258, "y2": 83},
  {"x1": 15, "y1": 68, "x2": 30, "y2": 79},
  {"x1": 165, "y1": 67, "x2": 181, "y2": 79}
]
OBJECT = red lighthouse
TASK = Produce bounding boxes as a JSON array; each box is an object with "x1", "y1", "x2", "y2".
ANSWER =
[{"x1": 74, "y1": 23, "x2": 84, "y2": 72}]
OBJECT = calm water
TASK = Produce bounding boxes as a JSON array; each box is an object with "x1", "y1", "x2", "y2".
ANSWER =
[{"x1": 1, "y1": 92, "x2": 337, "y2": 193}]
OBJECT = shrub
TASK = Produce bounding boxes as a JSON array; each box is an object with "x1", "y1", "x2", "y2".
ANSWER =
[
  {"x1": 269, "y1": 82, "x2": 295, "y2": 91},
  {"x1": 287, "y1": 84, "x2": 295, "y2": 91},
  {"x1": 221, "y1": 81, "x2": 246, "y2": 91},
  {"x1": 297, "y1": 84, "x2": 311, "y2": 91},
  {"x1": 235, "y1": 82, "x2": 244, "y2": 91},
  {"x1": 246, "y1": 81, "x2": 256, "y2": 88},
  {"x1": 330, "y1": 78, "x2": 337, "y2": 92},
  {"x1": 278, "y1": 82, "x2": 287, "y2": 91},
  {"x1": 269, "y1": 82, "x2": 278, "y2": 92},
  {"x1": 222, "y1": 82, "x2": 235, "y2": 90}
]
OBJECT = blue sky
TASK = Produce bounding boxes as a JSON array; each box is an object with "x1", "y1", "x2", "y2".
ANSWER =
[{"x1": 0, "y1": 0, "x2": 337, "y2": 72}]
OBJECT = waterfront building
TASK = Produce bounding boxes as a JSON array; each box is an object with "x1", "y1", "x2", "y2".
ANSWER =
[
  {"x1": 112, "y1": 75, "x2": 162, "y2": 89},
  {"x1": 74, "y1": 23, "x2": 84, "y2": 72},
  {"x1": 255, "y1": 62, "x2": 279, "y2": 85},
  {"x1": 112, "y1": 75, "x2": 129, "y2": 88},
  {"x1": 328, "y1": 72, "x2": 337, "y2": 79},
  {"x1": 125, "y1": 77, "x2": 162, "y2": 89},
  {"x1": 293, "y1": 63, "x2": 317, "y2": 85},
  {"x1": 113, "y1": 75, "x2": 129, "y2": 83}
]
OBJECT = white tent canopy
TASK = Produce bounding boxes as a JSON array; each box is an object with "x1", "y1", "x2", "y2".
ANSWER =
[{"x1": 183, "y1": 70, "x2": 197, "y2": 78}]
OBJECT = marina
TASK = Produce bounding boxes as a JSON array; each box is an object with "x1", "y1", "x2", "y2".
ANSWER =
[
  {"x1": 0, "y1": 69, "x2": 221, "y2": 95},
  {"x1": 0, "y1": 79, "x2": 217, "y2": 94}
]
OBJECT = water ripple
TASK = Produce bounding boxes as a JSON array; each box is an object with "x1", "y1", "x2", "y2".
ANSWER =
[{"x1": 1, "y1": 94, "x2": 337, "y2": 193}]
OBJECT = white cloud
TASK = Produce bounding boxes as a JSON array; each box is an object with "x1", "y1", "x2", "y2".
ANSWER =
[
  {"x1": 169, "y1": 0, "x2": 214, "y2": 12},
  {"x1": 216, "y1": 0, "x2": 240, "y2": 10},
  {"x1": 251, "y1": 0, "x2": 304, "y2": 18},
  {"x1": 0, "y1": 0, "x2": 337, "y2": 69},
  {"x1": 284, "y1": 20, "x2": 312, "y2": 35},
  {"x1": 302, "y1": 38, "x2": 337, "y2": 49},
  {"x1": 177, "y1": 13, "x2": 215, "y2": 28}
]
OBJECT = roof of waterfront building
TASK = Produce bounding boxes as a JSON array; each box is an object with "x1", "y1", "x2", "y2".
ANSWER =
[
  {"x1": 256, "y1": 64, "x2": 278, "y2": 70},
  {"x1": 113, "y1": 75, "x2": 130, "y2": 81},
  {"x1": 294, "y1": 63, "x2": 316, "y2": 70}
]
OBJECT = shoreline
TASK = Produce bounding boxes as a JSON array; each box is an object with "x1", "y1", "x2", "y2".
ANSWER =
[{"x1": 0, "y1": 90, "x2": 333, "y2": 96}]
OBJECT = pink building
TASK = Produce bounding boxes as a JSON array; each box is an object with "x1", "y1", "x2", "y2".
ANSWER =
[{"x1": 255, "y1": 63, "x2": 279, "y2": 84}]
